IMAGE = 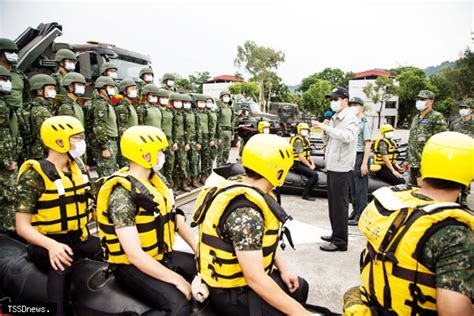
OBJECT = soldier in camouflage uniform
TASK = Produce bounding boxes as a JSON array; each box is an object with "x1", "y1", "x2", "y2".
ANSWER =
[
  {"x1": 403, "y1": 90, "x2": 447, "y2": 186},
  {"x1": 207, "y1": 96, "x2": 218, "y2": 170},
  {"x1": 195, "y1": 94, "x2": 211, "y2": 183},
  {"x1": 136, "y1": 84, "x2": 164, "y2": 127},
  {"x1": 86, "y1": 76, "x2": 119, "y2": 177},
  {"x1": 161, "y1": 73, "x2": 177, "y2": 92},
  {"x1": 0, "y1": 66, "x2": 19, "y2": 233},
  {"x1": 115, "y1": 78, "x2": 139, "y2": 167},
  {"x1": 23, "y1": 74, "x2": 56, "y2": 160},
  {"x1": 56, "y1": 72, "x2": 86, "y2": 127},
  {"x1": 216, "y1": 90, "x2": 234, "y2": 166},
  {"x1": 159, "y1": 91, "x2": 175, "y2": 187},
  {"x1": 171, "y1": 93, "x2": 191, "y2": 192},
  {"x1": 0, "y1": 38, "x2": 28, "y2": 165},
  {"x1": 184, "y1": 94, "x2": 201, "y2": 188},
  {"x1": 137, "y1": 67, "x2": 154, "y2": 96},
  {"x1": 51, "y1": 49, "x2": 77, "y2": 96}
]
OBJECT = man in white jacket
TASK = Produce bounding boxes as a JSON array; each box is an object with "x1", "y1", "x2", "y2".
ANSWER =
[{"x1": 314, "y1": 87, "x2": 359, "y2": 252}]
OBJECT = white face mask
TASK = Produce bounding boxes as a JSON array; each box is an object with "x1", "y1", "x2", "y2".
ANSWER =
[
  {"x1": 0, "y1": 80, "x2": 12, "y2": 93},
  {"x1": 173, "y1": 101, "x2": 183, "y2": 109},
  {"x1": 459, "y1": 108, "x2": 470, "y2": 117},
  {"x1": 74, "y1": 84, "x2": 85, "y2": 96},
  {"x1": 4, "y1": 52, "x2": 18, "y2": 64},
  {"x1": 384, "y1": 131, "x2": 394, "y2": 139},
  {"x1": 222, "y1": 96, "x2": 230, "y2": 103},
  {"x1": 330, "y1": 100, "x2": 341, "y2": 112},
  {"x1": 159, "y1": 97, "x2": 169, "y2": 106},
  {"x1": 415, "y1": 100, "x2": 426, "y2": 111},
  {"x1": 263, "y1": 128, "x2": 270, "y2": 134},
  {"x1": 69, "y1": 139, "x2": 87, "y2": 158},
  {"x1": 45, "y1": 89, "x2": 57, "y2": 99},
  {"x1": 143, "y1": 74, "x2": 153, "y2": 83},
  {"x1": 106, "y1": 87, "x2": 116, "y2": 97},
  {"x1": 351, "y1": 106, "x2": 362, "y2": 116},
  {"x1": 127, "y1": 89, "x2": 138, "y2": 99},
  {"x1": 108, "y1": 71, "x2": 118, "y2": 79},
  {"x1": 206, "y1": 102, "x2": 213, "y2": 109},
  {"x1": 300, "y1": 130, "x2": 309, "y2": 137},
  {"x1": 153, "y1": 152, "x2": 166, "y2": 172},
  {"x1": 184, "y1": 102, "x2": 192, "y2": 110},
  {"x1": 167, "y1": 80, "x2": 175, "y2": 87},
  {"x1": 197, "y1": 101, "x2": 206, "y2": 109},
  {"x1": 148, "y1": 95, "x2": 158, "y2": 104},
  {"x1": 64, "y1": 61, "x2": 76, "y2": 71}
]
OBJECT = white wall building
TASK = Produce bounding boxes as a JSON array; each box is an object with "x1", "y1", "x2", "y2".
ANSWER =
[
  {"x1": 202, "y1": 75, "x2": 243, "y2": 99},
  {"x1": 349, "y1": 69, "x2": 399, "y2": 129}
]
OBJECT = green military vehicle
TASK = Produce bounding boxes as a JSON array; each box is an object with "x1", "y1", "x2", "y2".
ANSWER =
[
  {"x1": 15, "y1": 22, "x2": 151, "y2": 96},
  {"x1": 269, "y1": 102, "x2": 299, "y2": 135}
]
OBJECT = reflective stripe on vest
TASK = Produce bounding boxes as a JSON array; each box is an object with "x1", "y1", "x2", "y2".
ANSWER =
[
  {"x1": 358, "y1": 186, "x2": 474, "y2": 315},
  {"x1": 373, "y1": 138, "x2": 396, "y2": 165},
  {"x1": 198, "y1": 183, "x2": 284, "y2": 288},
  {"x1": 97, "y1": 168, "x2": 176, "y2": 264},
  {"x1": 18, "y1": 159, "x2": 91, "y2": 237},
  {"x1": 289, "y1": 135, "x2": 311, "y2": 162}
]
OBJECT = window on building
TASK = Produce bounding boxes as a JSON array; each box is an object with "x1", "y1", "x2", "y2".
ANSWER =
[{"x1": 385, "y1": 101, "x2": 396, "y2": 109}]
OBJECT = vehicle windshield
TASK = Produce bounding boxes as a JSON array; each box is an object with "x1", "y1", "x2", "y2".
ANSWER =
[
  {"x1": 110, "y1": 58, "x2": 147, "y2": 81},
  {"x1": 246, "y1": 102, "x2": 262, "y2": 114}
]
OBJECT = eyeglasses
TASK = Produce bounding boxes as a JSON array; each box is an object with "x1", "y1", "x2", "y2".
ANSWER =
[{"x1": 70, "y1": 134, "x2": 85, "y2": 141}]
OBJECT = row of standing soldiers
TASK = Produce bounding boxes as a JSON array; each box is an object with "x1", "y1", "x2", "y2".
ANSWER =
[{"x1": 0, "y1": 40, "x2": 235, "y2": 232}]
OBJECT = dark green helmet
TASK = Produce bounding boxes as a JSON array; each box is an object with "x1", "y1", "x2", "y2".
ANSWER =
[
  {"x1": 162, "y1": 73, "x2": 176, "y2": 82},
  {"x1": 169, "y1": 93, "x2": 186, "y2": 102},
  {"x1": 0, "y1": 65, "x2": 11, "y2": 78},
  {"x1": 29, "y1": 74, "x2": 56, "y2": 91},
  {"x1": 100, "y1": 62, "x2": 118, "y2": 75},
  {"x1": 139, "y1": 67, "x2": 154, "y2": 78},
  {"x1": 156, "y1": 89, "x2": 170, "y2": 98},
  {"x1": 61, "y1": 72, "x2": 86, "y2": 87},
  {"x1": 219, "y1": 90, "x2": 231, "y2": 98},
  {"x1": 54, "y1": 49, "x2": 76, "y2": 62},
  {"x1": 190, "y1": 93, "x2": 207, "y2": 102},
  {"x1": 0, "y1": 38, "x2": 18, "y2": 51},
  {"x1": 95, "y1": 76, "x2": 117, "y2": 89},
  {"x1": 118, "y1": 78, "x2": 137, "y2": 93},
  {"x1": 141, "y1": 84, "x2": 160, "y2": 95},
  {"x1": 181, "y1": 94, "x2": 193, "y2": 102}
]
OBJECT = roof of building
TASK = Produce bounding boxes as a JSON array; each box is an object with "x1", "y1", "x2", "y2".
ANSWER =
[
  {"x1": 205, "y1": 75, "x2": 244, "y2": 83},
  {"x1": 352, "y1": 69, "x2": 392, "y2": 80}
]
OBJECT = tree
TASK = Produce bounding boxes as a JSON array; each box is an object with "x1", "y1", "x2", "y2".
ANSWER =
[
  {"x1": 174, "y1": 74, "x2": 193, "y2": 92},
  {"x1": 189, "y1": 71, "x2": 211, "y2": 93},
  {"x1": 228, "y1": 82, "x2": 260, "y2": 102},
  {"x1": 451, "y1": 48, "x2": 474, "y2": 98},
  {"x1": 363, "y1": 76, "x2": 398, "y2": 128},
  {"x1": 234, "y1": 40, "x2": 285, "y2": 112},
  {"x1": 301, "y1": 79, "x2": 332, "y2": 116},
  {"x1": 252, "y1": 71, "x2": 291, "y2": 104},
  {"x1": 298, "y1": 68, "x2": 353, "y2": 93}
]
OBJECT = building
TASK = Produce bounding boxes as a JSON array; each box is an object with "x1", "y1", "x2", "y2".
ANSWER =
[
  {"x1": 202, "y1": 75, "x2": 243, "y2": 99},
  {"x1": 349, "y1": 69, "x2": 399, "y2": 128}
]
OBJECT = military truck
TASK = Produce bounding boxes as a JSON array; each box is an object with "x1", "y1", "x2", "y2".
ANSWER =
[
  {"x1": 15, "y1": 22, "x2": 151, "y2": 96},
  {"x1": 269, "y1": 102, "x2": 299, "y2": 135}
]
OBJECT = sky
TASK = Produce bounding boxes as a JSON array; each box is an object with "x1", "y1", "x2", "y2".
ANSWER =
[{"x1": 0, "y1": 0, "x2": 473, "y2": 85}]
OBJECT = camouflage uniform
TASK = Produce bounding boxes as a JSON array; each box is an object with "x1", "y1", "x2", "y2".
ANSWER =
[
  {"x1": 184, "y1": 107, "x2": 201, "y2": 186},
  {"x1": 216, "y1": 103, "x2": 234, "y2": 166},
  {"x1": 196, "y1": 108, "x2": 211, "y2": 182},
  {"x1": 407, "y1": 109, "x2": 447, "y2": 186},
  {"x1": 106, "y1": 185, "x2": 136, "y2": 228},
  {"x1": 16, "y1": 168, "x2": 45, "y2": 214},
  {"x1": 173, "y1": 110, "x2": 189, "y2": 191},
  {"x1": 223, "y1": 207, "x2": 264, "y2": 251},
  {"x1": 87, "y1": 95, "x2": 119, "y2": 177},
  {"x1": 451, "y1": 117, "x2": 474, "y2": 137},
  {"x1": 55, "y1": 95, "x2": 85, "y2": 128},
  {"x1": 208, "y1": 106, "x2": 218, "y2": 168},
  {"x1": 115, "y1": 98, "x2": 138, "y2": 167},
  {"x1": 136, "y1": 101, "x2": 162, "y2": 128},
  {"x1": 27, "y1": 98, "x2": 53, "y2": 160},
  {"x1": 51, "y1": 71, "x2": 68, "y2": 96},
  {"x1": 161, "y1": 105, "x2": 175, "y2": 188}
]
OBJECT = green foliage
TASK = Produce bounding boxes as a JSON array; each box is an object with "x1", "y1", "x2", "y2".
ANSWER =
[
  {"x1": 189, "y1": 71, "x2": 211, "y2": 93},
  {"x1": 228, "y1": 82, "x2": 260, "y2": 102},
  {"x1": 301, "y1": 79, "x2": 332, "y2": 116},
  {"x1": 298, "y1": 68, "x2": 353, "y2": 93},
  {"x1": 433, "y1": 97, "x2": 458, "y2": 118},
  {"x1": 174, "y1": 74, "x2": 193, "y2": 92},
  {"x1": 363, "y1": 76, "x2": 398, "y2": 128},
  {"x1": 454, "y1": 48, "x2": 474, "y2": 97}
]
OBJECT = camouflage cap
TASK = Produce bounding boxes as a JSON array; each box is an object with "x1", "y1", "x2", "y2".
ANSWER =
[
  {"x1": 349, "y1": 96, "x2": 364, "y2": 106},
  {"x1": 95, "y1": 76, "x2": 117, "y2": 89},
  {"x1": 100, "y1": 62, "x2": 118, "y2": 75},
  {"x1": 0, "y1": 65, "x2": 11, "y2": 78},
  {"x1": 54, "y1": 49, "x2": 76, "y2": 62},
  {"x1": 0, "y1": 38, "x2": 18, "y2": 52},
  {"x1": 417, "y1": 90, "x2": 435, "y2": 100},
  {"x1": 459, "y1": 98, "x2": 474, "y2": 109},
  {"x1": 139, "y1": 67, "x2": 154, "y2": 78}
]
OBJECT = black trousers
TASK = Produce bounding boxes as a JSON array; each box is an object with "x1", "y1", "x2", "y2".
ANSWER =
[
  {"x1": 292, "y1": 161, "x2": 319, "y2": 197},
  {"x1": 376, "y1": 165, "x2": 405, "y2": 186},
  {"x1": 28, "y1": 233, "x2": 102, "y2": 316},
  {"x1": 350, "y1": 153, "x2": 369, "y2": 218},
  {"x1": 115, "y1": 251, "x2": 196, "y2": 316},
  {"x1": 327, "y1": 170, "x2": 352, "y2": 247},
  {"x1": 208, "y1": 270, "x2": 309, "y2": 316}
]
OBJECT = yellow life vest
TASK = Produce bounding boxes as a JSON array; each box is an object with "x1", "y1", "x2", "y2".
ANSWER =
[
  {"x1": 194, "y1": 179, "x2": 292, "y2": 288},
  {"x1": 289, "y1": 134, "x2": 311, "y2": 162},
  {"x1": 358, "y1": 185, "x2": 474, "y2": 315},
  {"x1": 97, "y1": 168, "x2": 178, "y2": 264},
  {"x1": 373, "y1": 138, "x2": 396, "y2": 165},
  {"x1": 18, "y1": 158, "x2": 91, "y2": 238}
]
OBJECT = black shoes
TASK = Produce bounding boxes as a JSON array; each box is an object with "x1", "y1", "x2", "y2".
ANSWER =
[
  {"x1": 348, "y1": 210, "x2": 356, "y2": 221},
  {"x1": 320, "y1": 243, "x2": 347, "y2": 252},
  {"x1": 320, "y1": 235, "x2": 333, "y2": 242},
  {"x1": 348, "y1": 218, "x2": 359, "y2": 226},
  {"x1": 302, "y1": 195, "x2": 316, "y2": 201}
]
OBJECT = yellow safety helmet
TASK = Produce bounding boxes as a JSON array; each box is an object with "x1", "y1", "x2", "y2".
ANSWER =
[
  {"x1": 40, "y1": 116, "x2": 84, "y2": 153},
  {"x1": 380, "y1": 124, "x2": 394, "y2": 135},
  {"x1": 421, "y1": 131, "x2": 474, "y2": 188},
  {"x1": 297, "y1": 122, "x2": 310, "y2": 135},
  {"x1": 258, "y1": 121, "x2": 271, "y2": 133},
  {"x1": 242, "y1": 134, "x2": 294, "y2": 187},
  {"x1": 120, "y1": 126, "x2": 168, "y2": 168}
]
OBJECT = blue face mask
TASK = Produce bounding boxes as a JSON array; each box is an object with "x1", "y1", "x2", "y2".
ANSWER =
[{"x1": 330, "y1": 100, "x2": 341, "y2": 112}]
